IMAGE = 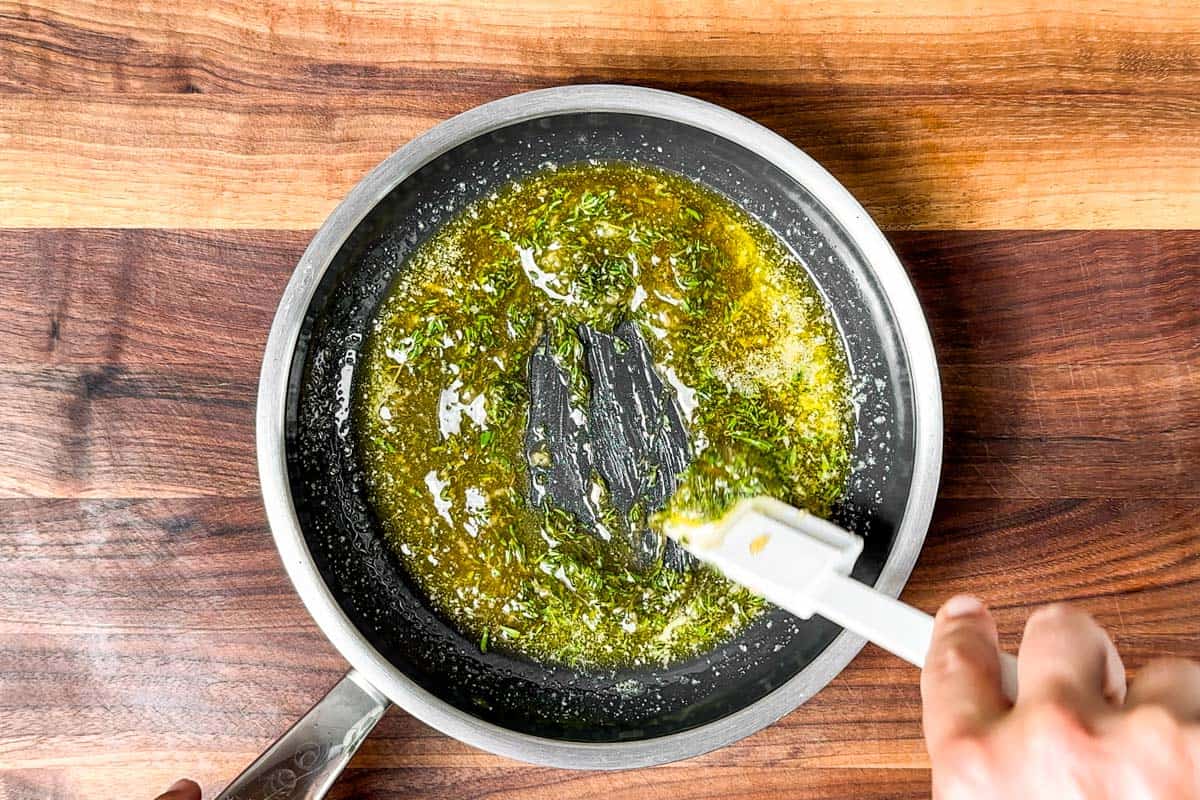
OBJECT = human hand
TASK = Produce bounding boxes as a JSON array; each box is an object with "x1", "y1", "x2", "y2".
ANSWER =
[
  {"x1": 154, "y1": 779, "x2": 201, "y2": 800},
  {"x1": 922, "y1": 596, "x2": 1200, "y2": 798}
]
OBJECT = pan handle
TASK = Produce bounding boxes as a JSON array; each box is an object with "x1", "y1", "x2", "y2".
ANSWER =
[{"x1": 214, "y1": 669, "x2": 390, "y2": 800}]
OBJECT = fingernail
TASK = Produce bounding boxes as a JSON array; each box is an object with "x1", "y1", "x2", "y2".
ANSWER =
[
  {"x1": 943, "y1": 594, "x2": 985, "y2": 618},
  {"x1": 169, "y1": 781, "x2": 193, "y2": 791}
]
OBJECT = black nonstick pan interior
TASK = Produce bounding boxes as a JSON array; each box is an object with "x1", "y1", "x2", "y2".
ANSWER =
[{"x1": 285, "y1": 111, "x2": 917, "y2": 742}]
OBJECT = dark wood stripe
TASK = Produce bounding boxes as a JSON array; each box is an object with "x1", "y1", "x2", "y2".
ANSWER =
[
  {"x1": 894, "y1": 230, "x2": 1200, "y2": 366},
  {"x1": 0, "y1": 496, "x2": 1195, "y2": 792},
  {"x1": 0, "y1": 229, "x2": 304, "y2": 367},
  {"x1": 939, "y1": 362, "x2": 1200, "y2": 498},
  {"x1": 3, "y1": 229, "x2": 1197, "y2": 498},
  {"x1": 2, "y1": 360, "x2": 1194, "y2": 499},
  {"x1": 3, "y1": 229, "x2": 1197, "y2": 368},
  {"x1": 2, "y1": 1, "x2": 1198, "y2": 97},
  {"x1": 0, "y1": 365, "x2": 257, "y2": 497}
]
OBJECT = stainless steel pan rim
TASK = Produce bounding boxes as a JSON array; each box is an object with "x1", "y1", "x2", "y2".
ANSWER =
[{"x1": 256, "y1": 84, "x2": 942, "y2": 769}]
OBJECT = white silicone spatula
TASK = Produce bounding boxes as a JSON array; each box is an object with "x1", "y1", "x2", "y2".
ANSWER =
[{"x1": 664, "y1": 496, "x2": 1019, "y2": 701}]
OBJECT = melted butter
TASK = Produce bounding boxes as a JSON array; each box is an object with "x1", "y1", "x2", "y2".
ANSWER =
[{"x1": 355, "y1": 162, "x2": 853, "y2": 669}]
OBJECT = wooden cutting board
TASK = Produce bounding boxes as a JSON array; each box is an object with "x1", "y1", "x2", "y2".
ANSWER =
[{"x1": 1, "y1": 2, "x2": 1198, "y2": 798}]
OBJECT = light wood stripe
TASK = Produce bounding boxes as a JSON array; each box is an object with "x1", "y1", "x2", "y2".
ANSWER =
[{"x1": 2, "y1": 92, "x2": 1198, "y2": 229}]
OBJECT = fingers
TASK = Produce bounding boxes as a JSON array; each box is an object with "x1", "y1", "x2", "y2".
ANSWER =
[
  {"x1": 154, "y1": 779, "x2": 201, "y2": 800},
  {"x1": 1017, "y1": 603, "x2": 1126, "y2": 709},
  {"x1": 1126, "y1": 658, "x2": 1200, "y2": 720},
  {"x1": 922, "y1": 595, "x2": 1009, "y2": 753},
  {"x1": 1122, "y1": 660, "x2": 1200, "y2": 795}
]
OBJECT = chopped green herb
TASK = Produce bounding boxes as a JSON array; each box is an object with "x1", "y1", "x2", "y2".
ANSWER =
[{"x1": 355, "y1": 161, "x2": 852, "y2": 670}]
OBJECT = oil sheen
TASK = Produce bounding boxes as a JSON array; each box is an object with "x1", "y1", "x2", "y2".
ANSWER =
[{"x1": 355, "y1": 162, "x2": 853, "y2": 669}]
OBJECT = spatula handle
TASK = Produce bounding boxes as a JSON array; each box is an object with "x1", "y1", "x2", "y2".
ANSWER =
[{"x1": 811, "y1": 573, "x2": 1019, "y2": 702}]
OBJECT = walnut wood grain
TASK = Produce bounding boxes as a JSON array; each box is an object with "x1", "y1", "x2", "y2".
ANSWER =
[
  {"x1": 2, "y1": 359, "x2": 1195, "y2": 500},
  {"x1": 3, "y1": 6, "x2": 1200, "y2": 797},
  {"x1": 3, "y1": 90, "x2": 1199, "y2": 229},
  {"x1": 1, "y1": 497, "x2": 1196, "y2": 797},
  {"x1": 940, "y1": 363, "x2": 1200, "y2": 498},
  {"x1": 0, "y1": 229, "x2": 303, "y2": 367},
  {"x1": 897, "y1": 230, "x2": 1200, "y2": 366},
  {"x1": 3, "y1": 229, "x2": 1196, "y2": 369},
  {"x1": 0, "y1": 365, "x2": 257, "y2": 497},
  {"x1": 0, "y1": 229, "x2": 304, "y2": 367},
  {"x1": 2, "y1": 230, "x2": 1196, "y2": 499},
  {"x1": 3, "y1": 0, "x2": 1199, "y2": 96}
]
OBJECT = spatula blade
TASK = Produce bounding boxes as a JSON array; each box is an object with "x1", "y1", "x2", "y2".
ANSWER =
[{"x1": 525, "y1": 320, "x2": 693, "y2": 571}]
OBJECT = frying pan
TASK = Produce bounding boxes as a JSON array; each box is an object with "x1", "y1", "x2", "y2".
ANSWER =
[{"x1": 228, "y1": 85, "x2": 942, "y2": 798}]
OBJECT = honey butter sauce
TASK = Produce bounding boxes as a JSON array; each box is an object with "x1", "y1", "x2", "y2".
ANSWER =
[{"x1": 355, "y1": 162, "x2": 853, "y2": 669}]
